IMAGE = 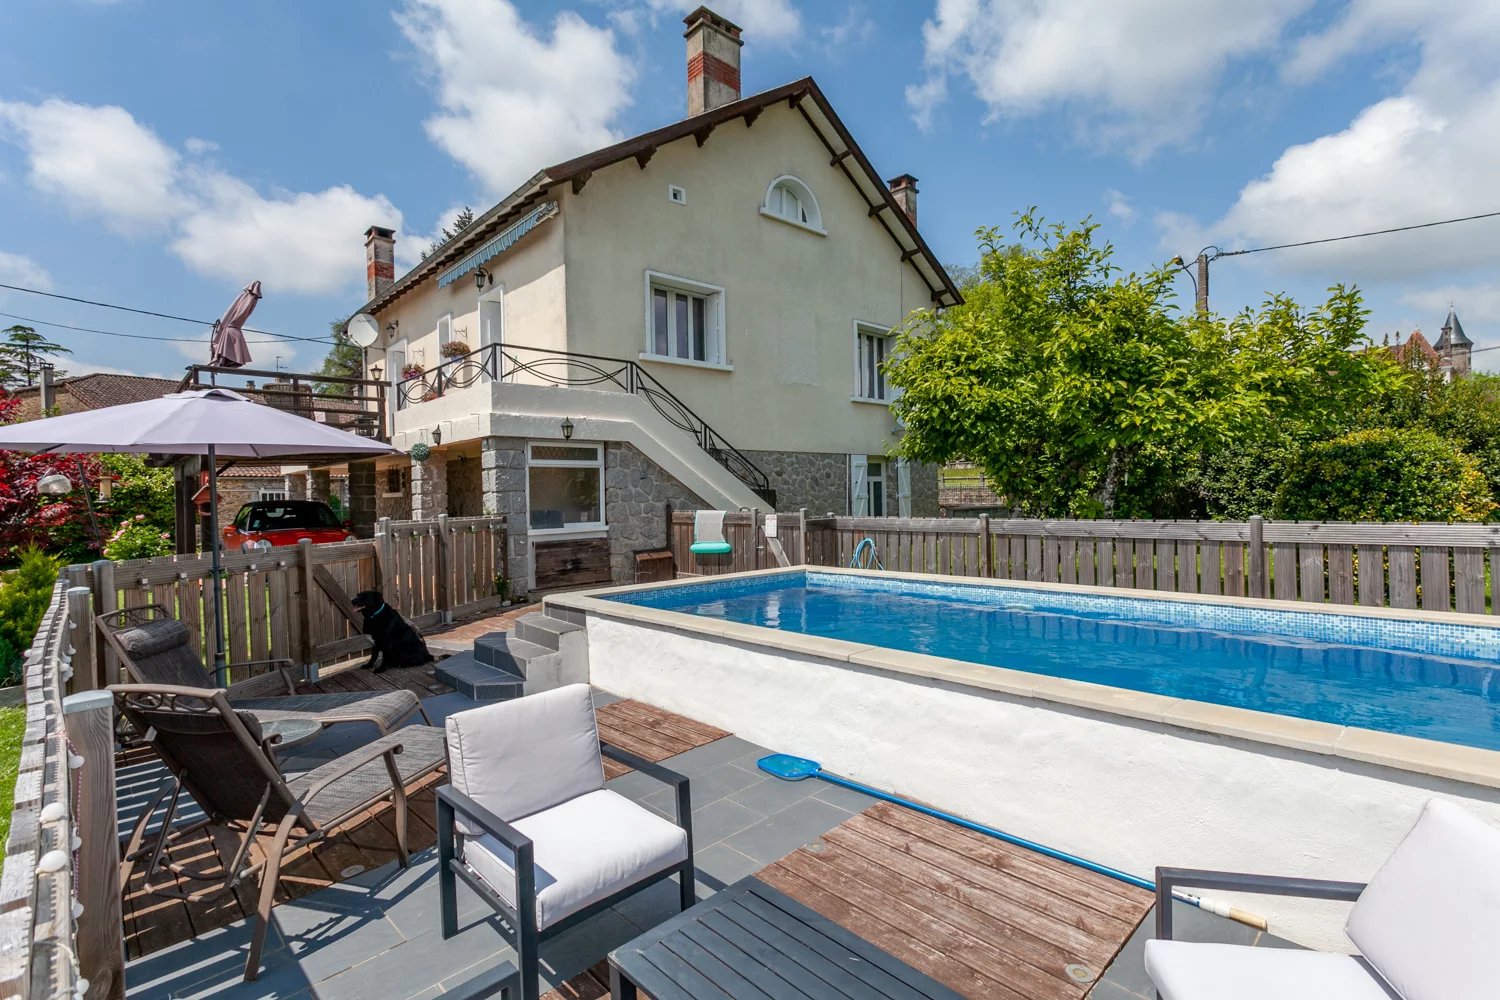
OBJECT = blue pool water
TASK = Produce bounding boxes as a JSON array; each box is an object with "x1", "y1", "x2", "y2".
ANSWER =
[{"x1": 609, "y1": 571, "x2": 1500, "y2": 751}]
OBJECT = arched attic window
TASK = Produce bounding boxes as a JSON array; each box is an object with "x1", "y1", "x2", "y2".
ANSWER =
[{"x1": 761, "y1": 175, "x2": 823, "y2": 232}]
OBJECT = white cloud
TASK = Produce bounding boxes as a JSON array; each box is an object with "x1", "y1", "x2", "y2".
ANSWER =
[
  {"x1": 0, "y1": 99, "x2": 183, "y2": 231},
  {"x1": 820, "y1": 6, "x2": 875, "y2": 53},
  {"x1": 909, "y1": 0, "x2": 1310, "y2": 154},
  {"x1": 183, "y1": 136, "x2": 219, "y2": 155},
  {"x1": 1103, "y1": 188, "x2": 1136, "y2": 227},
  {"x1": 644, "y1": 0, "x2": 801, "y2": 45},
  {"x1": 1193, "y1": 3, "x2": 1500, "y2": 282},
  {"x1": 0, "y1": 251, "x2": 54, "y2": 292},
  {"x1": 0, "y1": 99, "x2": 402, "y2": 297},
  {"x1": 396, "y1": 0, "x2": 636, "y2": 197}
]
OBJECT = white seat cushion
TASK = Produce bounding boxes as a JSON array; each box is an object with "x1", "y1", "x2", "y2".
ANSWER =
[
  {"x1": 1345, "y1": 798, "x2": 1500, "y2": 1000},
  {"x1": 460, "y1": 789, "x2": 689, "y2": 930},
  {"x1": 1145, "y1": 941, "x2": 1393, "y2": 1000},
  {"x1": 446, "y1": 683, "x2": 603, "y2": 828}
]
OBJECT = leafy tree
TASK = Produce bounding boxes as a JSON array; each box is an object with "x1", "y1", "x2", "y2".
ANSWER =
[
  {"x1": 314, "y1": 319, "x2": 364, "y2": 397},
  {"x1": 421, "y1": 206, "x2": 477, "y2": 260},
  {"x1": 0, "y1": 389, "x2": 101, "y2": 560},
  {"x1": 885, "y1": 212, "x2": 1400, "y2": 517},
  {"x1": 0, "y1": 325, "x2": 71, "y2": 387},
  {"x1": 1409, "y1": 373, "x2": 1500, "y2": 502},
  {"x1": 1274, "y1": 427, "x2": 1495, "y2": 522},
  {"x1": 96, "y1": 453, "x2": 174, "y2": 539}
]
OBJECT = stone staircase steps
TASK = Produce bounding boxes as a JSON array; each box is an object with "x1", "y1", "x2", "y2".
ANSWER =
[{"x1": 434, "y1": 611, "x2": 588, "y2": 700}]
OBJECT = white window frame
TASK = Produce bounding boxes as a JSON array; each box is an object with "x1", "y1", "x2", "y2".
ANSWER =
[
  {"x1": 866, "y1": 458, "x2": 886, "y2": 517},
  {"x1": 641, "y1": 270, "x2": 730, "y2": 370},
  {"x1": 853, "y1": 320, "x2": 897, "y2": 404},
  {"x1": 667, "y1": 184, "x2": 687, "y2": 205},
  {"x1": 257, "y1": 488, "x2": 288, "y2": 502},
  {"x1": 761, "y1": 175, "x2": 825, "y2": 235},
  {"x1": 436, "y1": 313, "x2": 453, "y2": 350},
  {"x1": 525, "y1": 441, "x2": 606, "y2": 536}
]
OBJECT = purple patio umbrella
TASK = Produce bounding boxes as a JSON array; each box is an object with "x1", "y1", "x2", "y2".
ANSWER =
[
  {"x1": 210, "y1": 280, "x2": 260, "y2": 367},
  {"x1": 0, "y1": 387, "x2": 396, "y2": 681}
]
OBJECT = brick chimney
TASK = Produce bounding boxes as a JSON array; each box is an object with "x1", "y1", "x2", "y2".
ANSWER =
[
  {"x1": 364, "y1": 225, "x2": 396, "y2": 300},
  {"x1": 887, "y1": 174, "x2": 919, "y2": 226},
  {"x1": 685, "y1": 6, "x2": 742, "y2": 117}
]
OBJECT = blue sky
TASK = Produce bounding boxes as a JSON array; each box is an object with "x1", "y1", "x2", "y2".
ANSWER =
[{"x1": 2, "y1": 0, "x2": 1498, "y2": 378}]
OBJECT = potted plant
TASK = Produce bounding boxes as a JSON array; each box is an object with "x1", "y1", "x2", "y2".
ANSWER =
[
  {"x1": 400, "y1": 362, "x2": 425, "y2": 381},
  {"x1": 440, "y1": 339, "x2": 471, "y2": 360}
]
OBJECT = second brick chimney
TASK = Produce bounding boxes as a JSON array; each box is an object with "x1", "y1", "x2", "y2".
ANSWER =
[
  {"x1": 364, "y1": 225, "x2": 395, "y2": 301},
  {"x1": 887, "y1": 175, "x2": 919, "y2": 227},
  {"x1": 685, "y1": 6, "x2": 742, "y2": 117}
]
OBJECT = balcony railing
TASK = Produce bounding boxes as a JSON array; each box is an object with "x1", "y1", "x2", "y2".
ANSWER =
[
  {"x1": 397, "y1": 342, "x2": 776, "y2": 505},
  {"x1": 179, "y1": 365, "x2": 389, "y2": 443}
]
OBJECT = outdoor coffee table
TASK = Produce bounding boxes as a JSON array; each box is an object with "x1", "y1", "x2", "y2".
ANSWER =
[{"x1": 607, "y1": 876, "x2": 965, "y2": 999}]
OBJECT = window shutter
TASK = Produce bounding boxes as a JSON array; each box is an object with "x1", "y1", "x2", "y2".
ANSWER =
[
  {"x1": 849, "y1": 455, "x2": 869, "y2": 516},
  {"x1": 896, "y1": 458, "x2": 912, "y2": 518}
]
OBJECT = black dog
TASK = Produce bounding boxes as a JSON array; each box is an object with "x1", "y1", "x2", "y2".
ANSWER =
[{"x1": 352, "y1": 590, "x2": 434, "y2": 674}]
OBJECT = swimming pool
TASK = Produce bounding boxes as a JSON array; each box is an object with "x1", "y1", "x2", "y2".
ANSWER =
[{"x1": 607, "y1": 569, "x2": 1500, "y2": 751}]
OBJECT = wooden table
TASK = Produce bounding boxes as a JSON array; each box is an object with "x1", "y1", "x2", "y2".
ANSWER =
[{"x1": 608, "y1": 876, "x2": 967, "y2": 1000}]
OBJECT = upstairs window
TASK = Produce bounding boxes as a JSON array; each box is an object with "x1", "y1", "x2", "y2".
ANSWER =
[
  {"x1": 855, "y1": 322, "x2": 895, "y2": 402},
  {"x1": 645, "y1": 272, "x2": 725, "y2": 366},
  {"x1": 762, "y1": 176, "x2": 822, "y2": 232}
]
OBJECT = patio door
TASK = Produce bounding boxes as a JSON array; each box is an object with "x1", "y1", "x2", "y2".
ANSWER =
[
  {"x1": 388, "y1": 339, "x2": 406, "y2": 408},
  {"x1": 479, "y1": 290, "x2": 503, "y2": 382}
]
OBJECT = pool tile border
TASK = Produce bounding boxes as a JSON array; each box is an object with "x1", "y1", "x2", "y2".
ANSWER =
[{"x1": 552, "y1": 569, "x2": 1500, "y2": 790}]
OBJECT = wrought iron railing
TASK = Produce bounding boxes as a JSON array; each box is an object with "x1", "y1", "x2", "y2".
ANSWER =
[{"x1": 396, "y1": 342, "x2": 776, "y2": 505}]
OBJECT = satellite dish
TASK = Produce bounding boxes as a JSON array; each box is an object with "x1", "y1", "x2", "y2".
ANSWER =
[{"x1": 346, "y1": 313, "x2": 380, "y2": 348}]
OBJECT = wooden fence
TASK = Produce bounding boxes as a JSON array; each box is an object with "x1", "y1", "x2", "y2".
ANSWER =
[
  {"x1": 666, "y1": 509, "x2": 807, "y2": 577},
  {"x1": 62, "y1": 514, "x2": 509, "y2": 691},
  {"x1": 673, "y1": 513, "x2": 1500, "y2": 615}
]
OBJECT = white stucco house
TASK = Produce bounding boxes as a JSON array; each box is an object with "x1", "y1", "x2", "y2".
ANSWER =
[{"x1": 346, "y1": 6, "x2": 961, "y2": 592}]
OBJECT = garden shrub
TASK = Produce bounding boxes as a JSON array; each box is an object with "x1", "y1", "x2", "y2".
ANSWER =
[
  {"x1": 1274, "y1": 427, "x2": 1496, "y2": 522},
  {"x1": 0, "y1": 546, "x2": 61, "y2": 683},
  {"x1": 103, "y1": 514, "x2": 173, "y2": 561}
]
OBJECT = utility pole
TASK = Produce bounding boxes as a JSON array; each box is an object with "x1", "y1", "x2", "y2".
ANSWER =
[{"x1": 1195, "y1": 252, "x2": 1210, "y2": 315}]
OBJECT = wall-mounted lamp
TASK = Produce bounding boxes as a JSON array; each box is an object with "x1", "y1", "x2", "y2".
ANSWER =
[
  {"x1": 371, "y1": 363, "x2": 384, "y2": 381},
  {"x1": 432, "y1": 425, "x2": 443, "y2": 445},
  {"x1": 474, "y1": 266, "x2": 491, "y2": 290},
  {"x1": 560, "y1": 417, "x2": 575, "y2": 441},
  {"x1": 386, "y1": 320, "x2": 399, "y2": 335}
]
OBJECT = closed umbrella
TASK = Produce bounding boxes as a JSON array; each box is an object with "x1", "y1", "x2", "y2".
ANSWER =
[
  {"x1": 0, "y1": 387, "x2": 396, "y2": 681},
  {"x1": 210, "y1": 280, "x2": 260, "y2": 368}
]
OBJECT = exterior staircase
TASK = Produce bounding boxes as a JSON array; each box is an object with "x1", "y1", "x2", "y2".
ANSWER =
[{"x1": 434, "y1": 610, "x2": 588, "y2": 700}]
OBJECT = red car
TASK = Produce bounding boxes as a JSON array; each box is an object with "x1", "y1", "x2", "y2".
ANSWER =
[{"x1": 223, "y1": 500, "x2": 355, "y2": 552}]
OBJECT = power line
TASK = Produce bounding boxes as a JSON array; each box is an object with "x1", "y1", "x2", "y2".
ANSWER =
[
  {"x1": 1215, "y1": 210, "x2": 1500, "y2": 259},
  {"x1": 0, "y1": 281, "x2": 335, "y2": 344},
  {"x1": 0, "y1": 310, "x2": 302, "y2": 346}
]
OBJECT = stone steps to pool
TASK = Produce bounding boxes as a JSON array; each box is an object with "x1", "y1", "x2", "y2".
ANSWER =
[{"x1": 434, "y1": 612, "x2": 588, "y2": 700}]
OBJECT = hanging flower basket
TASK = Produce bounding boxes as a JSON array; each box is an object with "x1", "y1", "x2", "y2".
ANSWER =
[
  {"x1": 400, "y1": 362, "x2": 425, "y2": 381},
  {"x1": 440, "y1": 339, "x2": 471, "y2": 359}
]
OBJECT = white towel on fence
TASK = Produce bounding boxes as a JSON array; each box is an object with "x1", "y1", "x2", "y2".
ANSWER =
[{"x1": 694, "y1": 509, "x2": 727, "y2": 545}]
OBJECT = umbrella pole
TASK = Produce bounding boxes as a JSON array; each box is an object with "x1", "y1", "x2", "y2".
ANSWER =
[{"x1": 207, "y1": 443, "x2": 229, "y2": 686}]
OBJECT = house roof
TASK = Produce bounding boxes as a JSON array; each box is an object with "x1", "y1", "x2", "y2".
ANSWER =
[
  {"x1": 12, "y1": 372, "x2": 181, "y2": 409},
  {"x1": 1436, "y1": 309, "x2": 1472, "y2": 350},
  {"x1": 1392, "y1": 330, "x2": 1441, "y2": 368},
  {"x1": 355, "y1": 77, "x2": 963, "y2": 317}
]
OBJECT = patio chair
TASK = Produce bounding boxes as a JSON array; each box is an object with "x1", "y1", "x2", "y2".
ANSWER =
[
  {"x1": 1145, "y1": 798, "x2": 1500, "y2": 1000},
  {"x1": 436, "y1": 684, "x2": 695, "y2": 1000},
  {"x1": 112, "y1": 682, "x2": 450, "y2": 982},
  {"x1": 99, "y1": 604, "x2": 431, "y2": 733}
]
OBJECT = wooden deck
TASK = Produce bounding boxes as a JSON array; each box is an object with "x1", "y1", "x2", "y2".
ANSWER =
[
  {"x1": 760, "y1": 802, "x2": 1152, "y2": 999},
  {"x1": 118, "y1": 698, "x2": 725, "y2": 959}
]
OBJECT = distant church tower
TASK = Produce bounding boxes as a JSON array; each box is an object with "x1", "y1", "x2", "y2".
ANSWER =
[{"x1": 1434, "y1": 308, "x2": 1473, "y2": 377}]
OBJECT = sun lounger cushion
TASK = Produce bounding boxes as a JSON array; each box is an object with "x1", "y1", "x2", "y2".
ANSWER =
[
  {"x1": 461, "y1": 788, "x2": 689, "y2": 930},
  {"x1": 115, "y1": 618, "x2": 192, "y2": 657},
  {"x1": 1144, "y1": 941, "x2": 1392, "y2": 1000},
  {"x1": 1344, "y1": 798, "x2": 1500, "y2": 1000},
  {"x1": 446, "y1": 683, "x2": 604, "y2": 825}
]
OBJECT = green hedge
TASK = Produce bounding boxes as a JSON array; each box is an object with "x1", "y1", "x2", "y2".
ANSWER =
[
  {"x1": 0, "y1": 547, "x2": 61, "y2": 684},
  {"x1": 1274, "y1": 427, "x2": 1496, "y2": 522}
]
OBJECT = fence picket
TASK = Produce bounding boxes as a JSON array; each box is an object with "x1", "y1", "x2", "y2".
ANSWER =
[
  {"x1": 1388, "y1": 547, "x2": 1418, "y2": 609},
  {"x1": 1299, "y1": 544, "x2": 1325, "y2": 603},
  {"x1": 1327, "y1": 545, "x2": 1355, "y2": 606},
  {"x1": 1454, "y1": 547, "x2": 1485, "y2": 614}
]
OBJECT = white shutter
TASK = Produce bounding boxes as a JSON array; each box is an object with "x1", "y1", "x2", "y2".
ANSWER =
[
  {"x1": 437, "y1": 313, "x2": 452, "y2": 346},
  {"x1": 849, "y1": 455, "x2": 869, "y2": 516},
  {"x1": 896, "y1": 457, "x2": 912, "y2": 518}
]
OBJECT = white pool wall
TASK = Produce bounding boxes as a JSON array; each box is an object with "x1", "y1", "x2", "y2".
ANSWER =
[{"x1": 557, "y1": 567, "x2": 1500, "y2": 952}]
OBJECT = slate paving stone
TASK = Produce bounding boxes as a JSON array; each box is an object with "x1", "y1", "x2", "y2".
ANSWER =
[
  {"x1": 690, "y1": 843, "x2": 763, "y2": 895},
  {"x1": 684, "y1": 795, "x2": 763, "y2": 845},
  {"x1": 722, "y1": 797, "x2": 856, "y2": 865},
  {"x1": 726, "y1": 774, "x2": 820, "y2": 817}
]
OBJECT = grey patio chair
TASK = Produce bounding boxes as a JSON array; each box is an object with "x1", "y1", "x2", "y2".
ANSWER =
[
  {"x1": 113, "y1": 682, "x2": 450, "y2": 982},
  {"x1": 1146, "y1": 798, "x2": 1500, "y2": 1000},
  {"x1": 436, "y1": 684, "x2": 695, "y2": 1000},
  {"x1": 99, "y1": 604, "x2": 431, "y2": 733}
]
